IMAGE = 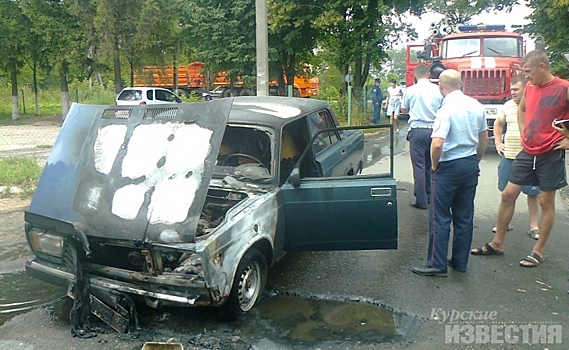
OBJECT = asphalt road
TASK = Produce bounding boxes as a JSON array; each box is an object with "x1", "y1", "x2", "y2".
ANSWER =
[
  {"x1": 1, "y1": 122, "x2": 568, "y2": 349},
  {"x1": 267, "y1": 126, "x2": 569, "y2": 349}
]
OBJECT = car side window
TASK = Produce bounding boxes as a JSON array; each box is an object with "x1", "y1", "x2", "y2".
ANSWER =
[
  {"x1": 147, "y1": 90, "x2": 154, "y2": 101},
  {"x1": 307, "y1": 110, "x2": 341, "y2": 154},
  {"x1": 156, "y1": 90, "x2": 169, "y2": 102},
  {"x1": 280, "y1": 119, "x2": 319, "y2": 181}
]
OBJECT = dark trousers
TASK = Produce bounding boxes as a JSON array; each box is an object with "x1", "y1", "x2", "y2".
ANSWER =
[
  {"x1": 373, "y1": 102, "x2": 381, "y2": 125},
  {"x1": 408, "y1": 128, "x2": 432, "y2": 207},
  {"x1": 427, "y1": 155, "x2": 479, "y2": 271}
]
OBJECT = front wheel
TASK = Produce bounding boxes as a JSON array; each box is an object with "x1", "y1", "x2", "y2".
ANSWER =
[{"x1": 219, "y1": 249, "x2": 267, "y2": 320}]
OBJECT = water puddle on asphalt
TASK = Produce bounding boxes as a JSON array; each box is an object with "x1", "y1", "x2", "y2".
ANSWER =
[
  {"x1": 241, "y1": 295, "x2": 420, "y2": 346},
  {"x1": 0, "y1": 273, "x2": 66, "y2": 327}
]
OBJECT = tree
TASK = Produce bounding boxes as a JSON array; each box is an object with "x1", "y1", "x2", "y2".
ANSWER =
[
  {"x1": 92, "y1": 0, "x2": 142, "y2": 94},
  {"x1": 523, "y1": 0, "x2": 569, "y2": 78},
  {"x1": 182, "y1": 0, "x2": 257, "y2": 95},
  {"x1": 267, "y1": 0, "x2": 322, "y2": 95},
  {"x1": 0, "y1": 0, "x2": 26, "y2": 120},
  {"x1": 19, "y1": 0, "x2": 91, "y2": 119},
  {"x1": 314, "y1": 1, "x2": 418, "y2": 100},
  {"x1": 384, "y1": 48, "x2": 407, "y2": 79}
]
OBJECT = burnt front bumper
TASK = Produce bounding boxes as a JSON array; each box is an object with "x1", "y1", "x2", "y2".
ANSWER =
[{"x1": 26, "y1": 258, "x2": 213, "y2": 307}]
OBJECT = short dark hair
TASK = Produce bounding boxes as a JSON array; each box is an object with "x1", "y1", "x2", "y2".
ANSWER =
[
  {"x1": 374, "y1": 78, "x2": 381, "y2": 83},
  {"x1": 510, "y1": 75, "x2": 527, "y2": 86},
  {"x1": 390, "y1": 79, "x2": 396, "y2": 84},
  {"x1": 522, "y1": 50, "x2": 550, "y2": 70},
  {"x1": 414, "y1": 64, "x2": 430, "y2": 79}
]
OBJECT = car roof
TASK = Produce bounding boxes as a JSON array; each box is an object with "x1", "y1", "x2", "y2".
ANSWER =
[
  {"x1": 228, "y1": 96, "x2": 329, "y2": 128},
  {"x1": 119, "y1": 87, "x2": 171, "y2": 92}
]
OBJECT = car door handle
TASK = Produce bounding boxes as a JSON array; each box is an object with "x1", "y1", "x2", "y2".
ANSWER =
[
  {"x1": 371, "y1": 188, "x2": 392, "y2": 197},
  {"x1": 340, "y1": 148, "x2": 346, "y2": 155}
]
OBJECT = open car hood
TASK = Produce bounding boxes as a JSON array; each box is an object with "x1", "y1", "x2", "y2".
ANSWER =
[{"x1": 28, "y1": 99, "x2": 233, "y2": 243}]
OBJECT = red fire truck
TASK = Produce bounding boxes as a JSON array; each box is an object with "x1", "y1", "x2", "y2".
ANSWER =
[{"x1": 405, "y1": 19, "x2": 529, "y2": 138}]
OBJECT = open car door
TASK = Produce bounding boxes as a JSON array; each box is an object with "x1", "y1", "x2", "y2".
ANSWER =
[{"x1": 281, "y1": 125, "x2": 398, "y2": 251}]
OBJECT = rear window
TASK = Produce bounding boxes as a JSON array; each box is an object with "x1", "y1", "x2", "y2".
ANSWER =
[{"x1": 118, "y1": 90, "x2": 143, "y2": 101}]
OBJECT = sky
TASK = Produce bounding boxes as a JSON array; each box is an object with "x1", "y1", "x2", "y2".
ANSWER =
[{"x1": 401, "y1": 2, "x2": 535, "y2": 50}]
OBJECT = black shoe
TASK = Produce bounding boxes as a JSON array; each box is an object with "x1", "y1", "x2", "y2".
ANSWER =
[
  {"x1": 411, "y1": 266, "x2": 447, "y2": 277},
  {"x1": 447, "y1": 259, "x2": 466, "y2": 273},
  {"x1": 409, "y1": 201, "x2": 427, "y2": 209}
]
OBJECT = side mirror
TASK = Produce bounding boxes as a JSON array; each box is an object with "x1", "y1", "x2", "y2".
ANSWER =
[
  {"x1": 289, "y1": 167, "x2": 301, "y2": 188},
  {"x1": 175, "y1": 97, "x2": 183, "y2": 103},
  {"x1": 417, "y1": 43, "x2": 433, "y2": 60}
]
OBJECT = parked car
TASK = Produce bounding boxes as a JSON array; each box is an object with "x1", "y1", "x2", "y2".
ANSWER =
[
  {"x1": 116, "y1": 87, "x2": 182, "y2": 105},
  {"x1": 24, "y1": 97, "x2": 398, "y2": 331},
  {"x1": 200, "y1": 86, "x2": 224, "y2": 101}
]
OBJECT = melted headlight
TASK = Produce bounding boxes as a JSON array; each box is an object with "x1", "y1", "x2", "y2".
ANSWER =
[{"x1": 29, "y1": 228, "x2": 64, "y2": 257}]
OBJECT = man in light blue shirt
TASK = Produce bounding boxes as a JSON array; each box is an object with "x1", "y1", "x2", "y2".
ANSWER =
[
  {"x1": 412, "y1": 69, "x2": 488, "y2": 277},
  {"x1": 401, "y1": 64, "x2": 443, "y2": 209}
]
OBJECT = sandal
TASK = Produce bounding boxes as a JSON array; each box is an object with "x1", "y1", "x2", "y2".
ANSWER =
[
  {"x1": 492, "y1": 225, "x2": 514, "y2": 233},
  {"x1": 519, "y1": 252, "x2": 543, "y2": 267},
  {"x1": 471, "y1": 243, "x2": 504, "y2": 256},
  {"x1": 527, "y1": 229, "x2": 540, "y2": 240}
]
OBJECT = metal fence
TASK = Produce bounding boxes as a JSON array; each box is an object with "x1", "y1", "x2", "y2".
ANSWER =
[{"x1": 0, "y1": 121, "x2": 60, "y2": 164}]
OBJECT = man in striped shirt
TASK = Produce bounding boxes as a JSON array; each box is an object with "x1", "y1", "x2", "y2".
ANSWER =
[{"x1": 492, "y1": 75, "x2": 541, "y2": 240}]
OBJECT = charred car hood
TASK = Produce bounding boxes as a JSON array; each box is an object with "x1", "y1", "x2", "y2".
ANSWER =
[{"x1": 28, "y1": 100, "x2": 233, "y2": 243}]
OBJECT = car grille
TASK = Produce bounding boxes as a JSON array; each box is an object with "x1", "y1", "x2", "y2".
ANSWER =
[{"x1": 461, "y1": 70, "x2": 507, "y2": 97}]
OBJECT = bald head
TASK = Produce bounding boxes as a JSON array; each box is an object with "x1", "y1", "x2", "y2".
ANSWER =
[{"x1": 439, "y1": 69, "x2": 462, "y2": 96}]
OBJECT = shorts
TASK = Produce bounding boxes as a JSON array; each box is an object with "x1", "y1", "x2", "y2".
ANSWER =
[
  {"x1": 509, "y1": 149, "x2": 567, "y2": 192},
  {"x1": 498, "y1": 156, "x2": 539, "y2": 195},
  {"x1": 387, "y1": 100, "x2": 401, "y2": 115}
]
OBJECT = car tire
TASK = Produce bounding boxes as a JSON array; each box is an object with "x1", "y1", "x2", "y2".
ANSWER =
[
  {"x1": 219, "y1": 249, "x2": 267, "y2": 321},
  {"x1": 222, "y1": 89, "x2": 233, "y2": 98}
]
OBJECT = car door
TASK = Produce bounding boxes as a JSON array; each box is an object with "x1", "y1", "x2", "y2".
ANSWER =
[{"x1": 281, "y1": 124, "x2": 397, "y2": 251}]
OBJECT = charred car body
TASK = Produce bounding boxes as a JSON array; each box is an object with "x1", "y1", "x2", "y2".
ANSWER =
[{"x1": 25, "y1": 97, "x2": 398, "y2": 328}]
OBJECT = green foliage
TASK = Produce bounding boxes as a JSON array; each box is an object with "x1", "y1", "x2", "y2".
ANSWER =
[
  {"x1": 384, "y1": 48, "x2": 407, "y2": 79},
  {"x1": 523, "y1": 0, "x2": 569, "y2": 78},
  {"x1": 0, "y1": 84, "x2": 115, "y2": 122},
  {"x1": 182, "y1": 0, "x2": 257, "y2": 78},
  {"x1": 69, "y1": 80, "x2": 116, "y2": 105},
  {"x1": 0, "y1": 158, "x2": 42, "y2": 197},
  {"x1": 423, "y1": 0, "x2": 518, "y2": 24}
]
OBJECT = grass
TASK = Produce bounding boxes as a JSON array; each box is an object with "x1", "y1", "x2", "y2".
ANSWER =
[
  {"x1": 0, "y1": 158, "x2": 43, "y2": 198},
  {"x1": 0, "y1": 83, "x2": 116, "y2": 125}
]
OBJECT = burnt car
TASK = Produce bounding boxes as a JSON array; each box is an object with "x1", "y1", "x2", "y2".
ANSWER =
[{"x1": 24, "y1": 97, "x2": 398, "y2": 328}]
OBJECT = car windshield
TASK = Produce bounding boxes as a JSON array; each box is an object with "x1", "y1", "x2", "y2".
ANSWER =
[
  {"x1": 442, "y1": 36, "x2": 521, "y2": 59},
  {"x1": 214, "y1": 125, "x2": 274, "y2": 183},
  {"x1": 442, "y1": 38, "x2": 480, "y2": 58},
  {"x1": 483, "y1": 37, "x2": 521, "y2": 57}
]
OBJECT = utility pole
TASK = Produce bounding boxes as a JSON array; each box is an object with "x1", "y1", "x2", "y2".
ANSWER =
[{"x1": 255, "y1": 0, "x2": 269, "y2": 96}]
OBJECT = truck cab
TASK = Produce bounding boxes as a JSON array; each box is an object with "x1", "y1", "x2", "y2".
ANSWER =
[{"x1": 406, "y1": 21, "x2": 527, "y2": 140}]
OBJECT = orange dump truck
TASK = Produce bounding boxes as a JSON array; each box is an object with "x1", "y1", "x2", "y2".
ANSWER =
[{"x1": 133, "y1": 62, "x2": 319, "y2": 98}]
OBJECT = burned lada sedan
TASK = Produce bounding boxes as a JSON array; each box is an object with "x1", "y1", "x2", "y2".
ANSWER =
[{"x1": 25, "y1": 96, "x2": 398, "y2": 327}]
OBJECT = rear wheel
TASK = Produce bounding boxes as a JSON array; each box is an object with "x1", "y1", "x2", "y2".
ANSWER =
[{"x1": 219, "y1": 249, "x2": 267, "y2": 320}]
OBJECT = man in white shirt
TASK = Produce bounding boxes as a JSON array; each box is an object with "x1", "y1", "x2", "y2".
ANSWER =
[
  {"x1": 401, "y1": 64, "x2": 443, "y2": 209},
  {"x1": 412, "y1": 69, "x2": 488, "y2": 277}
]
